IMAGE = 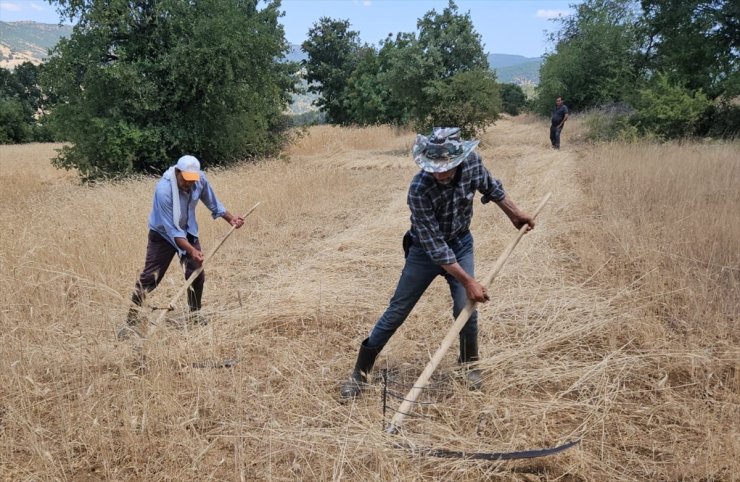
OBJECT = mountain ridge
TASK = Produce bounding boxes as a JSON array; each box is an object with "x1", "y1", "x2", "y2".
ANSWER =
[
  {"x1": 0, "y1": 21, "x2": 73, "y2": 68},
  {"x1": 285, "y1": 44, "x2": 541, "y2": 84}
]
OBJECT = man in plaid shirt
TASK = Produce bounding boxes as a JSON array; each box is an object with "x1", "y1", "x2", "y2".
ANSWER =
[{"x1": 341, "y1": 127, "x2": 535, "y2": 400}]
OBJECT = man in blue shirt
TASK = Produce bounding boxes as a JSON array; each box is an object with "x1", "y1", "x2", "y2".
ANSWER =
[
  {"x1": 550, "y1": 96, "x2": 569, "y2": 149},
  {"x1": 340, "y1": 128, "x2": 535, "y2": 399},
  {"x1": 118, "y1": 155, "x2": 244, "y2": 339}
]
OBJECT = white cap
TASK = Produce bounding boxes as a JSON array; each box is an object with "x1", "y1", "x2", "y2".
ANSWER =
[{"x1": 175, "y1": 155, "x2": 200, "y2": 181}]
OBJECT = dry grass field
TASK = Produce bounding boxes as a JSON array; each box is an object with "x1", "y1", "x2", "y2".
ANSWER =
[{"x1": 0, "y1": 116, "x2": 737, "y2": 481}]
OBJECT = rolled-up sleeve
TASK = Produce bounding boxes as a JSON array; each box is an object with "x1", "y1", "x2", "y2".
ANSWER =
[
  {"x1": 409, "y1": 191, "x2": 456, "y2": 265},
  {"x1": 198, "y1": 173, "x2": 227, "y2": 219}
]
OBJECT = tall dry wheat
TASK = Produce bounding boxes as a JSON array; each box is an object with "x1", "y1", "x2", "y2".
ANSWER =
[{"x1": 0, "y1": 117, "x2": 737, "y2": 481}]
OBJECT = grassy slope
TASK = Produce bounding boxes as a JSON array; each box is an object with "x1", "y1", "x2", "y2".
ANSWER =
[{"x1": 0, "y1": 21, "x2": 72, "y2": 64}]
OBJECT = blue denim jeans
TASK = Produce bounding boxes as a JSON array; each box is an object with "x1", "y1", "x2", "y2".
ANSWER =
[
  {"x1": 367, "y1": 231, "x2": 478, "y2": 349},
  {"x1": 550, "y1": 124, "x2": 562, "y2": 148}
]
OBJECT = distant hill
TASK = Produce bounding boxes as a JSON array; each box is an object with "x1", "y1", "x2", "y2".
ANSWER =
[
  {"x1": 487, "y1": 53, "x2": 542, "y2": 84},
  {"x1": 284, "y1": 47, "x2": 542, "y2": 85},
  {"x1": 487, "y1": 53, "x2": 539, "y2": 68},
  {"x1": 494, "y1": 60, "x2": 541, "y2": 85},
  {"x1": 0, "y1": 21, "x2": 72, "y2": 69}
]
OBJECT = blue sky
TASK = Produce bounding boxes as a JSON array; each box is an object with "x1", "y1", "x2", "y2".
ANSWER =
[{"x1": 1, "y1": 0, "x2": 575, "y2": 57}]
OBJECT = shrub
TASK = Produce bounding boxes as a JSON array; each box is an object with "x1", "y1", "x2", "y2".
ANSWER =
[
  {"x1": 698, "y1": 101, "x2": 740, "y2": 139},
  {"x1": 632, "y1": 75, "x2": 712, "y2": 139},
  {"x1": 0, "y1": 98, "x2": 32, "y2": 144},
  {"x1": 582, "y1": 103, "x2": 638, "y2": 142},
  {"x1": 499, "y1": 83, "x2": 527, "y2": 116}
]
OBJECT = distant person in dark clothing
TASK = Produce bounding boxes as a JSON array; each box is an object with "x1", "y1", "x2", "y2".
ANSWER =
[{"x1": 550, "y1": 97, "x2": 569, "y2": 149}]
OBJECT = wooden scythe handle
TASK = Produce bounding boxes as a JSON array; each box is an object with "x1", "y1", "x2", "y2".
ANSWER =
[{"x1": 144, "y1": 201, "x2": 261, "y2": 336}]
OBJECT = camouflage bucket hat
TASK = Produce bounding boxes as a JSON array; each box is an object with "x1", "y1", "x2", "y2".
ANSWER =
[{"x1": 412, "y1": 127, "x2": 480, "y2": 173}]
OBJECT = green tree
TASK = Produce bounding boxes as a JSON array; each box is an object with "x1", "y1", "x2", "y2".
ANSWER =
[
  {"x1": 13, "y1": 63, "x2": 45, "y2": 114},
  {"x1": 300, "y1": 1, "x2": 499, "y2": 135},
  {"x1": 0, "y1": 68, "x2": 29, "y2": 143},
  {"x1": 536, "y1": 0, "x2": 642, "y2": 114},
  {"x1": 301, "y1": 17, "x2": 362, "y2": 124},
  {"x1": 0, "y1": 98, "x2": 32, "y2": 143},
  {"x1": 640, "y1": 0, "x2": 739, "y2": 99},
  {"x1": 416, "y1": 1, "x2": 489, "y2": 77},
  {"x1": 499, "y1": 83, "x2": 527, "y2": 116},
  {"x1": 400, "y1": 0, "x2": 498, "y2": 135},
  {"x1": 0, "y1": 63, "x2": 53, "y2": 143},
  {"x1": 423, "y1": 70, "x2": 501, "y2": 137},
  {"x1": 375, "y1": 33, "x2": 430, "y2": 125},
  {"x1": 44, "y1": 0, "x2": 294, "y2": 180},
  {"x1": 343, "y1": 47, "x2": 391, "y2": 125},
  {"x1": 414, "y1": 0, "x2": 500, "y2": 135}
]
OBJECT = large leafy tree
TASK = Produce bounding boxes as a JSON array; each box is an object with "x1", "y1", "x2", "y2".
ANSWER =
[
  {"x1": 640, "y1": 0, "x2": 739, "y2": 99},
  {"x1": 301, "y1": 17, "x2": 362, "y2": 124},
  {"x1": 416, "y1": 1, "x2": 489, "y2": 78},
  {"x1": 43, "y1": 0, "x2": 294, "y2": 179},
  {"x1": 536, "y1": 0, "x2": 642, "y2": 114},
  {"x1": 0, "y1": 68, "x2": 32, "y2": 143},
  {"x1": 423, "y1": 70, "x2": 501, "y2": 137},
  {"x1": 302, "y1": 1, "x2": 500, "y2": 135},
  {"x1": 342, "y1": 46, "x2": 392, "y2": 125},
  {"x1": 374, "y1": 32, "x2": 432, "y2": 125},
  {"x1": 0, "y1": 97, "x2": 32, "y2": 144},
  {"x1": 410, "y1": 0, "x2": 497, "y2": 134}
]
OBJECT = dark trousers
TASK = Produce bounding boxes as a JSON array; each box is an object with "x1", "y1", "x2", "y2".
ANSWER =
[
  {"x1": 367, "y1": 231, "x2": 478, "y2": 349},
  {"x1": 131, "y1": 230, "x2": 205, "y2": 311},
  {"x1": 550, "y1": 124, "x2": 562, "y2": 148}
]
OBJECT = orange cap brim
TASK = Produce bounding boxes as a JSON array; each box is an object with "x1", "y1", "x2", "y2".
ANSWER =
[{"x1": 181, "y1": 171, "x2": 200, "y2": 181}]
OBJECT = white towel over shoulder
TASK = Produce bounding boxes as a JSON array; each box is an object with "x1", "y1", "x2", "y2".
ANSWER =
[{"x1": 162, "y1": 166, "x2": 181, "y2": 229}]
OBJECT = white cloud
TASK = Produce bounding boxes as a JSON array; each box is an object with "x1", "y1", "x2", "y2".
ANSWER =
[
  {"x1": 536, "y1": 9, "x2": 568, "y2": 19},
  {"x1": 363, "y1": 0, "x2": 372, "y2": 6},
  {"x1": 30, "y1": 3, "x2": 45, "y2": 11},
  {"x1": 0, "y1": 2, "x2": 23, "y2": 12}
]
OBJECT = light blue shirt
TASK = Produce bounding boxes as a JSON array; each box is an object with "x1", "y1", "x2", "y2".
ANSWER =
[{"x1": 147, "y1": 171, "x2": 226, "y2": 254}]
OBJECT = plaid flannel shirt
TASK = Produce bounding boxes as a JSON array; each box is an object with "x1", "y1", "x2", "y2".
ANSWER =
[{"x1": 408, "y1": 151, "x2": 505, "y2": 265}]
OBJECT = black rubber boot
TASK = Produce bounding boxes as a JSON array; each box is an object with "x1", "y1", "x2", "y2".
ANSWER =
[
  {"x1": 459, "y1": 334, "x2": 483, "y2": 390},
  {"x1": 117, "y1": 293, "x2": 144, "y2": 340},
  {"x1": 187, "y1": 283, "x2": 208, "y2": 325},
  {"x1": 340, "y1": 338, "x2": 383, "y2": 400},
  {"x1": 187, "y1": 283, "x2": 203, "y2": 311}
]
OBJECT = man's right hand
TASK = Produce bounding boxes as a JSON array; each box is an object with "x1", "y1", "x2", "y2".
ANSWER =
[
  {"x1": 464, "y1": 279, "x2": 490, "y2": 303},
  {"x1": 189, "y1": 248, "x2": 205, "y2": 266},
  {"x1": 442, "y1": 261, "x2": 490, "y2": 303},
  {"x1": 175, "y1": 237, "x2": 204, "y2": 266}
]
